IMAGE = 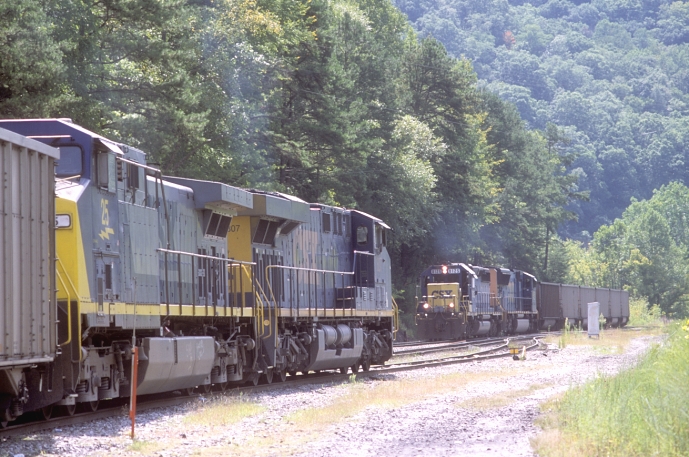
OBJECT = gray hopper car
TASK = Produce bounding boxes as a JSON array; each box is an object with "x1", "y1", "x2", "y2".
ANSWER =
[
  {"x1": 539, "y1": 283, "x2": 629, "y2": 330},
  {"x1": 0, "y1": 128, "x2": 59, "y2": 417}
]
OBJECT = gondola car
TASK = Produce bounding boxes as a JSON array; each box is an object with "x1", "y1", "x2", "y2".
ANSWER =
[
  {"x1": 0, "y1": 119, "x2": 396, "y2": 426},
  {"x1": 538, "y1": 283, "x2": 629, "y2": 330}
]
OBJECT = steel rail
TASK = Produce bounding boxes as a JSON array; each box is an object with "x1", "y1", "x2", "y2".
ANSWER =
[{"x1": 393, "y1": 333, "x2": 552, "y2": 356}]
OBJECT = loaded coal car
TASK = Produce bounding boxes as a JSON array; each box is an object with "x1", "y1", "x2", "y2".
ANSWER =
[
  {"x1": 538, "y1": 283, "x2": 629, "y2": 330},
  {"x1": 0, "y1": 119, "x2": 396, "y2": 426},
  {"x1": 415, "y1": 263, "x2": 538, "y2": 340}
]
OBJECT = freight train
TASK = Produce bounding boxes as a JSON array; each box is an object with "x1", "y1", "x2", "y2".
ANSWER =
[
  {"x1": 0, "y1": 119, "x2": 396, "y2": 426},
  {"x1": 415, "y1": 263, "x2": 629, "y2": 340}
]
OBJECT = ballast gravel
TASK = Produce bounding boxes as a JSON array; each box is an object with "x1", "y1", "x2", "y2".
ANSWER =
[{"x1": 0, "y1": 333, "x2": 662, "y2": 457}]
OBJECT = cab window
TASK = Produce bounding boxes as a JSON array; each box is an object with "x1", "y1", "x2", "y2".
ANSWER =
[
  {"x1": 356, "y1": 226, "x2": 368, "y2": 245},
  {"x1": 56, "y1": 146, "x2": 83, "y2": 177}
]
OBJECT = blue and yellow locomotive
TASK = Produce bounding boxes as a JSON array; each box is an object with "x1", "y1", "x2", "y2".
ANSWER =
[
  {"x1": 415, "y1": 263, "x2": 538, "y2": 340},
  {"x1": 0, "y1": 119, "x2": 395, "y2": 424}
]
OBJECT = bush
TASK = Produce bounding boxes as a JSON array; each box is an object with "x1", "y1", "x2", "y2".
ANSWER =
[{"x1": 627, "y1": 297, "x2": 662, "y2": 327}]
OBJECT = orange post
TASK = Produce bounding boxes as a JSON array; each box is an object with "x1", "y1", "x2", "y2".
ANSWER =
[{"x1": 129, "y1": 346, "x2": 139, "y2": 438}]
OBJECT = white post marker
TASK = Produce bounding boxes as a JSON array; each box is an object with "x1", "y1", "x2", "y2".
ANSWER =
[{"x1": 588, "y1": 301, "x2": 600, "y2": 339}]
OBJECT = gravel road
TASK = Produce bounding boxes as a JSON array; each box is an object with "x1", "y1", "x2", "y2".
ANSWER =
[{"x1": 0, "y1": 333, "x2": 660, "y2": 457}]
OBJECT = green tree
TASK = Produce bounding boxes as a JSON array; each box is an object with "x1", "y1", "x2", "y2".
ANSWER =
[{"x1": 0, "y1": 0, "x2": 66, "y2": 116}]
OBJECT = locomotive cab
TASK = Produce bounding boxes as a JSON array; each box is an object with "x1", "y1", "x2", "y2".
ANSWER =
[{"x1": 415, "y1": 263, "x2": 476, "y2": 340}]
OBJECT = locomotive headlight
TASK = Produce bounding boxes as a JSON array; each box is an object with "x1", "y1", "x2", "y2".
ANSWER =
[
  {"x1": 441, "y1": 265, "x2": 448, "y2": 275},
  {"x1": 423, "y1": 302, "x2": 429, "y2": 309},
  {"x1": 448, "y1": 303, "x2": 454, "y2": 308}
]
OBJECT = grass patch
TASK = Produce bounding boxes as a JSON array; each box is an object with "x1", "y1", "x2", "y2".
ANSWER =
[
  {"x1": 533, "y1": 322, "x2": 689, "y2": 457},
  {"x1": 455, "y1": 382, "x2": 553, "y2": 410},
  {"x1": 545, "y1": 326, "x2": 662, "y2": 354},
  {"x1": 127, "y1": 439, "x2": 164, "y2": 454},
  {"x1": 183, "y1": 395, "x2": 265, "y2": 427}
]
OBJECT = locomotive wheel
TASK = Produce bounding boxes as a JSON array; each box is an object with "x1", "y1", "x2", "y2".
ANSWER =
[
  {"x1": 59, "y1": 404, "x2": 77, "y2": 417},
  {"x1": 84, "y1": 400, "x2": 99, "y2": 413},
  {"x1": 41, "y1": 405, "x2": 54, "y2": 420},
  {"x1": 0, "y1": 420, "x2": 7, "y2": 428},
  {"x1": 264, "y1": 369, "x2": 274, "y2": 384},
  {"x1": 200, "y1": 383, "x2": 212, "y2": 394},
  {"x1": 351, "y1": 363, "x2": 360, "y2": 373},
  {"x1": 288, "y1": 371, "x2": 297, "y2": 377},
  {"x1": 338, "y1": 367, "x2": 348, "y2": 375},
  {"x1": 278, "y1": 369, "x2": 287, "y2": 383},
  {"x1": 250, "y1": 374, "x2": 259, "y2": 386},
  {"x1": 361, "y1": 359, "x2": 371, "y2": 372},
  {"x1": 183, "y1": 387, "x2": 195, "y2": 396},
  {"x1": 212, "y1": 381, "x2": 228, "y2": 392}
]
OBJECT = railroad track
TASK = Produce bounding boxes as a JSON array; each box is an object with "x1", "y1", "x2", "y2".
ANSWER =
[
  {"x1": 393, "y1": 333, "x2": 551, "y2": 356},
  {"x1": 393, "y1": 339, "x2": 454, "y2": 347},
  {"x1": 0, "y1": 336, "x2": 548, "y2": 439}
]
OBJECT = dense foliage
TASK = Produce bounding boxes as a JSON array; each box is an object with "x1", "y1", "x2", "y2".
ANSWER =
[
  {"x1": 1, "y1": 0, "x2": 582, "y2": 322},
  {"x1": 394, "y1": 0, "x2": 689, "y2": 241},
  {"x1": 565, "y1": 182, "x2": 689, "y2": 316}
]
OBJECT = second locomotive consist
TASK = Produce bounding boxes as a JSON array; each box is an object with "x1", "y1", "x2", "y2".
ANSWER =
[
  {"x1": 415, "y1": 262, "x2": 629, "y2": 341},
  {"x1": 415, "y1": 263, "x2": 538, "y2": 340}
]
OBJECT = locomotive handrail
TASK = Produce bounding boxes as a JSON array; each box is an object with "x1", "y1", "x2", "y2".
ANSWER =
[
  {"x1": 247, "y1": 264, "x2": 270, "y2": 338},
  {"x1": 155, "y1": 248, "x2": 255, "y2": 265},
  {"x1": 264, "y1": 264, "x2": 352, "y2": 319},
  {"x1": 391, "y1": 297, "x2": 400, "y2": 338},
  {"x1": 56, "y1": 256, "x2": 80, "y2": 348},
  {"x1": 55, "y1": 271, "x2": 72, "y2": 347},
  {"x1": 262, "y1": 250, "x2": 374, "y2": 276},
  {"x1": 116, "y1": 155, "x2": 163, "y2": 174},
  {"x1": 264, "y1": 264, "x2": 356, "y2": 275},
  {"x1": 156, "y1": 249, "x2": 256, "y2": 317}
]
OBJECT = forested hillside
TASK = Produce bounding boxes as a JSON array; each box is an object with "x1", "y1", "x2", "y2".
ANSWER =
[
  {"x1": 394, "y1": 0, "x2": 689, "y2": 239},
  {"x1": 1, "y1": 0, "x2": 584, "y2": 319}
]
